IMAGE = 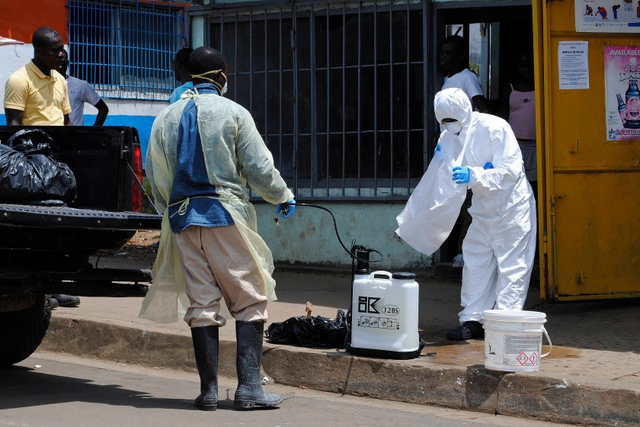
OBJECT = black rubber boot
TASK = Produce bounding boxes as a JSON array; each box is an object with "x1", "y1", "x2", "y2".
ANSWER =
[
  {"x1": 234, "y1": 321, "x2": 282, "y2": 409},
  {"x1": 190, "y1": 326, "x2": 219, "y2": 411}
]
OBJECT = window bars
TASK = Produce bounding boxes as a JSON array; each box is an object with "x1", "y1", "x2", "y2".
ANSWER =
[
  {"x1": 68, "y1": 0, "x2": 188, "y2": 101},
  {"x1": 208, "y1": 0, "x2": 429, "y2": 200}
]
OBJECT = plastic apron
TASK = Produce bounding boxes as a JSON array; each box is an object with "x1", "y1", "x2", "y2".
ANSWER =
[
  {"x1": 139, "y1": 91, "x2": 287, "y2": 323},
  {"x1": 395, "y1": 130, "x2": 471, "y2": 256}
]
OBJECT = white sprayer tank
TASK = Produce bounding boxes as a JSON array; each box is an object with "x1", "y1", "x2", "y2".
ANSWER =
[{"x1": 349, "y1": 271, "x2": 421, "y2": 359}]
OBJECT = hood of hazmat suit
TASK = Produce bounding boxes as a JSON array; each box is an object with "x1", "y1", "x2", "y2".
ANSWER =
[{"x1": 433, "y1": 87, "x2": 533, "y2": 219}]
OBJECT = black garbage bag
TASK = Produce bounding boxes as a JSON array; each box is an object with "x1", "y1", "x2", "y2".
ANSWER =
[
  {"x1": 265, "y1": 309, "x2": 348, "y2": 348},
  {"x1": 7, "y1": 128, "x2": 60, "y2": 157},
  {"x1": 0, "y1": 141, "x2": 76, "y2": 206}
]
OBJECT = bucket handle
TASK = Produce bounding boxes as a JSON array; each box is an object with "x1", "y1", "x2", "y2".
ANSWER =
[{"x1": 541, "y1": 327, "x2": 552, "y2": 358}]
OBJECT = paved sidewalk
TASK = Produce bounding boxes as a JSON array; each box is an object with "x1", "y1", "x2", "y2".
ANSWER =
[{"x1": 40, "y1": 260, "x2": 640, "y2": 427}]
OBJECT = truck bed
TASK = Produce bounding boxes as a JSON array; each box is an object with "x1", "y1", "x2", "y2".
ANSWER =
[{"x1": 0, "y1": 126, "x2": 162, "y2": 254}]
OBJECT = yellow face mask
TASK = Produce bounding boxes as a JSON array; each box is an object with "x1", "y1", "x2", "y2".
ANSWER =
[{"x1": 191, "y1": 70, "x2": 227, "y2": 95}]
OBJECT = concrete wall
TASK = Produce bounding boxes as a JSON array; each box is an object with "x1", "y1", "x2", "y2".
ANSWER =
[
  {"x1": 254, "y1": 201, "x2": 432, "y2": 271},
  {"x1": 0, "y1": 44, "x2": 33, "y2": 92}
]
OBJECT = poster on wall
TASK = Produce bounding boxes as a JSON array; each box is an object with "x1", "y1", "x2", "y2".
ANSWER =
[
  {"x1": 559, "y1": 41, "x2": 590, "y2": 89},
  {"x1": 605, "y1": 46, "x2": 640, "y2": 140},
  {"x1": 575, "y1": 0, "x2": 640, "y2": 32}
]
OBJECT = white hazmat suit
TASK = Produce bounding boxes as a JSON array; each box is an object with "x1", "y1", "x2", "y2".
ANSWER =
[{"x1": 402, "y1": 88, "x2": 537, "y2": 326}]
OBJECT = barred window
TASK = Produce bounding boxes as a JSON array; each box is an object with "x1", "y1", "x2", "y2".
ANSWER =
[
  {"x1": 209, "y1": 1, "x2": 428, "y2": 200},
  {"x1": 68, "y1": 0, "x2": 188, "y2": 101}
]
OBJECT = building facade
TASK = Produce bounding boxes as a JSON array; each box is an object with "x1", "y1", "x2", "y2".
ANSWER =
[
  {"x1": 0, "y1": 0, "x2": 189, "y2": 169},
  {"x1": 4, "y1": 1, "x2": 638, "y2": 302}
]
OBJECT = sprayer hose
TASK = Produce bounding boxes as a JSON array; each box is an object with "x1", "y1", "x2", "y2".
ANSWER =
[{"x1": 290, "y1": 202, "x2": 383, "y2": 264}]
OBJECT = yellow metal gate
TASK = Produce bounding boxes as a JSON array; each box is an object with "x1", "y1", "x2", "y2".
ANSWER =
[{"x1": 535, "y1": 0, "x2": 640, "y2": 302}]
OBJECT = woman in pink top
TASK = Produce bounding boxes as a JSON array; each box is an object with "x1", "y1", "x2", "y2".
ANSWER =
[{"x1": 500, "y1": 52, "x2": 537, "y2": 201}]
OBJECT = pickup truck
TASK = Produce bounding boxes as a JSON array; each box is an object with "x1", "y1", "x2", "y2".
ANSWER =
[{"x1": 0, "y1": 126, "x2": 162, "y2": 366}]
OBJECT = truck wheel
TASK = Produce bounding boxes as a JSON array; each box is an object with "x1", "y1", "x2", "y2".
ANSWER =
[{"x1": 0, "y1": 294, "x2": 52, "y2": 366}]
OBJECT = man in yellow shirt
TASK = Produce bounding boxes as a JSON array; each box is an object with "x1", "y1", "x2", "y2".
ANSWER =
[
  {"x1": 4, "y1": 27, "x2": 78, "y2": 308},
  {"x1": 4, "y1": 27, "x2": 72, "y2": 126}
]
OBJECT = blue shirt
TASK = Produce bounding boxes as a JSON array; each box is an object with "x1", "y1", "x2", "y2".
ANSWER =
[{"x1": 169, "y1": 81, "x2": 194, "y2": 104}]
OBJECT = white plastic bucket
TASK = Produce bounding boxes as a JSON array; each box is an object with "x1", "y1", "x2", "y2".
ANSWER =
[{"x1": 483, "y1": 309, "x2": 552, "y2": 372}]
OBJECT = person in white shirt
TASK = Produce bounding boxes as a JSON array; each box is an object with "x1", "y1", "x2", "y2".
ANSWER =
[
  {"x1": 439, "y1": 35, "x2": 489, "y2": 113},
  {"x1": 59, "y1": 49, "x2": 109, "y2": 126},
  {"x1": 438, "y1": 35, "x2": 490, "y2": 268}
]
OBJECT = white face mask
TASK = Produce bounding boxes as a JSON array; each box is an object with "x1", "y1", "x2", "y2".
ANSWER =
[
  {"x1": 221, "y1": 81, "x2": 228, "y2": 96},
  {"x1": 442, "y1": 121, "x2": 462, "y2": 135}
]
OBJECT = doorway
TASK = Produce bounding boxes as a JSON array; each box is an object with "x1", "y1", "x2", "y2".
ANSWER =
[{"x1": 431, "y1": 3, "x2": 534, "y2": 265}]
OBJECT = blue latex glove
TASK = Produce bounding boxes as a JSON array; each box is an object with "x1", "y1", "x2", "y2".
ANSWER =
[
  {"x1": 452, "y1": 166, "x2": 470, "y2": 184},
  {"x1": 483, "y1": 162, "x2": 494, "y2": 169},
  {"x1": 275, "y1": 199, "x2": 296, "y2": 219},
  {"x1": 434, "y1": 144, "x2": 441, "y2": 155}
]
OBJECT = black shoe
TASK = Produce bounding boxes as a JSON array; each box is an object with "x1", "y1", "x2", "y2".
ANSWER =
[
  {"x1": 446, "y1": 321, "x2": 484, "y2": 340},
  {"x1": 53, "y1": 294, "x2": 80, "y2": 307},
  {"x1": 48, "y1": 295, "x2": 59, "y2": 309}
]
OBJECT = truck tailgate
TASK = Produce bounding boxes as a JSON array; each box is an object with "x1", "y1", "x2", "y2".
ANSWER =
[{"x1": 0, "y1": 203, "x2": 161, "y2": 231}]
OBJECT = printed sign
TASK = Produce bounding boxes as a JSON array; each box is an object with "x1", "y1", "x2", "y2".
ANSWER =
[{"x1": 558, "y1": 41, "x2": 590, "y2": 89}]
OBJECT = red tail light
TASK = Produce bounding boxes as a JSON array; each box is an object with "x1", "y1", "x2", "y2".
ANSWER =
[{"x1": 132, "y1": 145, "x2": 143, "y2": 212}]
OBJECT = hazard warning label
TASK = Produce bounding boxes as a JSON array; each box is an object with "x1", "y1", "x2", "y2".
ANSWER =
[{"x1": 503, "y1": 335, "x2": 540, "y2": 366}]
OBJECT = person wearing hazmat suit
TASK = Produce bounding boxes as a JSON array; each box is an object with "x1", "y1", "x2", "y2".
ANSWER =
[
  {"x1": 140, "y1": 46, "x2": 296, "y2": 410},
  {"x1": 398, "y1": 87, "x2": 536, "y2": 341},
  {"x1": 439, "y1": 87, "x2": 537, "y2": 340}
]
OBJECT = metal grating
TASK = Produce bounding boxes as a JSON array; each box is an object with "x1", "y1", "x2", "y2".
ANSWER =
[
  {"x1": 207, "y1": 0, "x2": 429, "y2": 200},
  {"x1": 67, "y1": 0, "x2": 188, "y2": 101}
]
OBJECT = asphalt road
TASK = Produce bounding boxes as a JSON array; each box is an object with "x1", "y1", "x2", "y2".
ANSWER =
[{"x1": 0, "y1": 352, "x2": 578, "y2": 427}]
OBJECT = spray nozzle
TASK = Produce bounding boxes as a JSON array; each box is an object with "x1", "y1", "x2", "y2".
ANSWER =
[{"x1": 274, "y1": 200, "x2": 296, "y2": 226}]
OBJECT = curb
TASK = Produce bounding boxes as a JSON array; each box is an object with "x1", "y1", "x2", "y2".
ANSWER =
[{"x1": 41, "y1": 316, "x2": 640, "y2": 427}]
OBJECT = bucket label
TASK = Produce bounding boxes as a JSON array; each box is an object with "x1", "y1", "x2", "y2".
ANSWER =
[
  {"x1": 486, "y1": 333, "x2": 541, "y2": 367},
  {"x1": 504, "y1": 335, "x2": 539, "y2": 366}
]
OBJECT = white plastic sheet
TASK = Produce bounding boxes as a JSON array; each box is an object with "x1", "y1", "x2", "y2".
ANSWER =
[
  {"x1": 395, "y1": 150, "x2": 467, "y2": 256},
  {"x1": 396, "y1": 117, "x2": 472, "y2": 257}
]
